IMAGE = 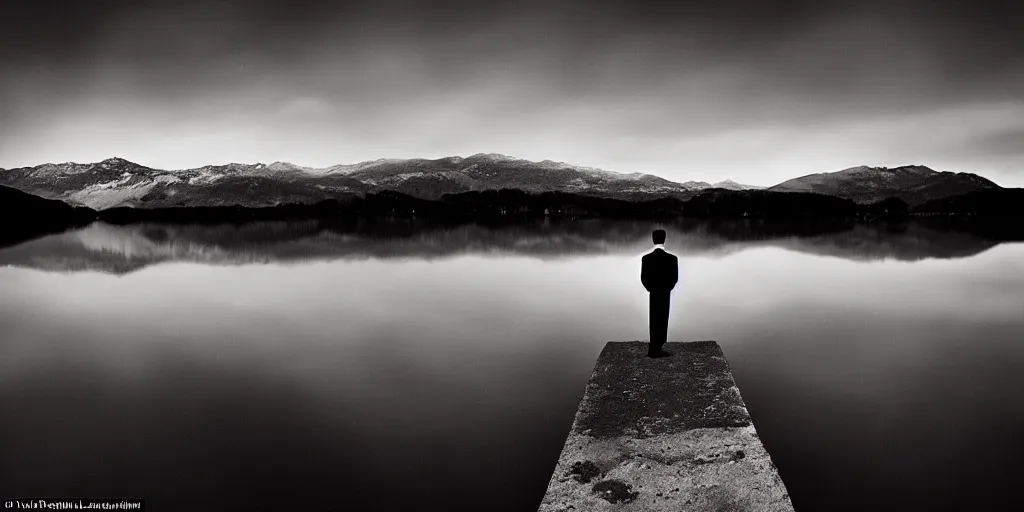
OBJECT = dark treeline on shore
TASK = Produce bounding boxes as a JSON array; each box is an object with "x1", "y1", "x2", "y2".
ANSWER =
[
  {"x1": 95, "y1": 189, "x2": 688, "y2": 225},
  {"x1": 97, "y1": 187, "x2": 1024, "y2": 224},
  {"x1": 0, "y1": 184, "x2": 95, "y2": 247},
  {"x1": 95, "y1": 188, "x2": 906, "y2": 225},
  {"x1": 911, "y1": 188, "x2": 1024, "y2": 217},
  {"x1": 4, "y1": 186, "x2": 1022, "y2": 247}
]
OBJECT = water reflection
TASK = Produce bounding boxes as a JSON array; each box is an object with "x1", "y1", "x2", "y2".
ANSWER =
[
  {"x1": 1, "y1": 219, "x2": 1022, "y2": 511},
  {"x1": 0, "y1": 218, "x2": 1009, "y2": 274}
]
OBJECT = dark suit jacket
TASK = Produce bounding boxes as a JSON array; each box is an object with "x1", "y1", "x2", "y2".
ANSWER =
[{"x1": 641, "y1": 248, "x2": 678, "y2": 294}]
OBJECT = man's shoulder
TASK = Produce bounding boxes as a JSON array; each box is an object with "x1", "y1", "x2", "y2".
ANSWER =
[
  {"x1": 643, "y1": 248, "x2": 678, "y2": 259},
  {"x1": 656, "y1": 250, "x2": 678, "y2": 263}
]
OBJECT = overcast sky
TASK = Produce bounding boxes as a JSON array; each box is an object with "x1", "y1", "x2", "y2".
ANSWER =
[{"x1": 1, "y1": 0, "x2": 1022, "y2": 186}]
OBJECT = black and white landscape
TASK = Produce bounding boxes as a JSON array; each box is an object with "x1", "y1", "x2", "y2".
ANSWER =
[
  {"x1": 2, "y1": 1, "x2": 1023, "y2": 512},
  {"x1": 0, "y1": 155, "x2": 1006, "y2": 209}
]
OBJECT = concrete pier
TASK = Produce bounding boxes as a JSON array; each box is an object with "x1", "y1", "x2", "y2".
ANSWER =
[{"x1": 538, "y1": 341, "x2": 794, "y2": 511}]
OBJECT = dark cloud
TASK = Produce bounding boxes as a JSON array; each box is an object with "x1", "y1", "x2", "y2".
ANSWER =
[
  {"x1": 1, "y1": 0, "x2": 1022, "y2": 185},
  {"x1": 4, "y1": 1, "x2": 1020, "y2": 92}
]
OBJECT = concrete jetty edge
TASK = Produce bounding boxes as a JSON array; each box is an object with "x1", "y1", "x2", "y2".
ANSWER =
[{"x1": 537, "y1": 341, "x2": 794, "y2": 511}]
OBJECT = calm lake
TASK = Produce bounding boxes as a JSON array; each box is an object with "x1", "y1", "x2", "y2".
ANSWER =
[{"x1": 1, "y1": 218, "x2": 1022, "y2": 511}]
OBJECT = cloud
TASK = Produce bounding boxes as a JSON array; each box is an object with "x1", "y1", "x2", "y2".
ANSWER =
[
  {"x1": 1, "y1": 0, "x2": 1022, "y2": 185},
  {"x1": 951, "y1": 126, "x2": 1024, "y2": 159}
]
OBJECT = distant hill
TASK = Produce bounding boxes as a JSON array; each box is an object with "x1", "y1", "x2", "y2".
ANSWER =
[
  {"x1": 711, "y1": 179, "x2": 767, "y2": 191},
  {"x1": 768, "y1": 165, "x2": 999, "y2": 205},
  {"x1": 0, "y1": 184, "x2": 96, "y2": 247}
]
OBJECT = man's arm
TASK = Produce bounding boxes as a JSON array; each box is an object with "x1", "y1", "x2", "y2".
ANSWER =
[
  {"x1": 641, "y1": 257, "x2": 652, "y2": 292},
  {"x1": 668, "y1": 256, "x2": 678, "y2": 291}
]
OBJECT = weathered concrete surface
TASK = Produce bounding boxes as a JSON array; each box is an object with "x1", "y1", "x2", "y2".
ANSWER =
[{"x1": 538, "y1": 341, "x2": 794, "y2": 511}]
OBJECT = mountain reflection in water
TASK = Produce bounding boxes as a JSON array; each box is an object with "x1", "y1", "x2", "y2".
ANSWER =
[
  {"x1": 1, "y1": 216, "x2": 1023, "y2": 511},
  {"x1": 0, "y1": 218, "x2": 1011, "y2": 274}
]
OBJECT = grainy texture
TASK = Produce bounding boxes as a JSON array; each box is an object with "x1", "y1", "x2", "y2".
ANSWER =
[{"x1": 538, "y1": 341, "x2": 794, "y2": 512}]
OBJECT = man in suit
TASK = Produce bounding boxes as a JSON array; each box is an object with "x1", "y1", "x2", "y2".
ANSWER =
[{"x1": 641, "y1": 229, "x2": 678, "y2": 358}]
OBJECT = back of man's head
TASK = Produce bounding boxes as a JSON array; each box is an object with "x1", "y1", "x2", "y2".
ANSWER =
[{"x1": 652, "y1": 229, "x2": 666, "y2": 245}]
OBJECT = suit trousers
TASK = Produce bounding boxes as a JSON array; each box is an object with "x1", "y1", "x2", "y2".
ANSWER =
[{"x1": 649, "y1": 291, "x2": 670, "y2": 353}]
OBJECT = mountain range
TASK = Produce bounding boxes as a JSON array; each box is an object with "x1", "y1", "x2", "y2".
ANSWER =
[
  {"x1": 0, "y1": 154, "x2": 1016, "y2": 230},
  {"x1": 0, "y1": 153, "x2": 859, "y2": 211}
]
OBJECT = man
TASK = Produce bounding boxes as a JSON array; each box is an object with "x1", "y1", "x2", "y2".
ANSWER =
[{"x1": 641, "y1": 229, "x2": 678, "y2": 358}]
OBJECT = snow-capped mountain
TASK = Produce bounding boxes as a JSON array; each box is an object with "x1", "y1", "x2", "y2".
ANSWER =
[
  {"x1": 768, "y1": 165, "x2": 998, "y2": 205},
  {"x1": 712, "y1": 179, "x2": 766, "y2": 191},
  {"x1": 0, "y1": 154, "x2": 705, "y2": 209},
  {"x1": 0, "y1": 156, "x2": 991, "y2": 211},
  {"x1": 331, "y1": 154, "x2": 702, "y2": 201},
  {"x1": 0, "y1": 157, "x2": 370, "y2": 209}
]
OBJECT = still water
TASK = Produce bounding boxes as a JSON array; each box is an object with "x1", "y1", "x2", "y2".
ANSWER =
[{"x1": 1, "y1": 219, "x2": 1022, "y2": 511}]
